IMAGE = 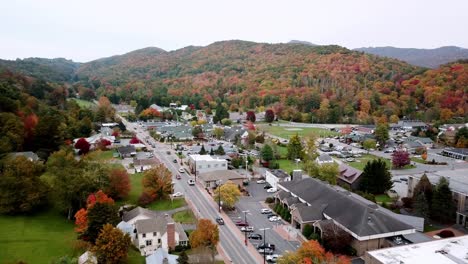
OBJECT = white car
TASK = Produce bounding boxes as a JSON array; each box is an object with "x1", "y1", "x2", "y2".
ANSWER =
[
  {"x1": 266, "y1": 254, "x2": 281, "y2": 263},
  {"x1": 266, "y1": 188, "x2": 277, "y2": 193},
  {"x1": 269, "y1": 216, "x2": 281, "y2": 222},
  {"x1": 261, "y1": 208, "x2": 272, "y2": 214},
  {"x1": 187, "y1": 179, "x2": 195, "y2": 186},
  {"x1": 241, "y1": 226, "x2": 254, "y2": 232},
  {"x1": 256, "y1": 179, "x2": 266, "y2": 184},
  {"x1": 172, "y1": 192, "x2": 183, "y2": 197},
  {"x1": 178, "y1": 168, "x2": 185, "y2": 173}
]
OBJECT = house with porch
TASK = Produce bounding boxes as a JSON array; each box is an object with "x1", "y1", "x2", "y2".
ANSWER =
[{"x1": 277, "y1": 178, "x2": 415, "y2": 256}]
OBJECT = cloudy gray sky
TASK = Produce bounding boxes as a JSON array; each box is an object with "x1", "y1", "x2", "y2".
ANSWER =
[{"x1": 2, "y1": 0, "x2": 467, "y2": 62}]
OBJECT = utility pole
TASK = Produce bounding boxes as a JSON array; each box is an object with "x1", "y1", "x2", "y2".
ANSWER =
[
  {"x1": 242, "y1": 210, "x2": 250, "y2": 246},
  {"x1": 259, "y1": 228, "x2": 270, "y2": 264}
]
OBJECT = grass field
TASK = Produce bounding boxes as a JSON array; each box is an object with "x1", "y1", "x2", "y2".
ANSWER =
[
  {"x1": 148, "y1": 198, "x2": 186, "y2": 211},
  {"x1": 0, "y1": 210, "x2": 76, "y2": 263},
  {"x1": 276, "y1": 159, "x2": 301, "y2": 174},
  {"x1": 68, "y1": 98, "x2": 95, "y2": 109},
  {"x1": 411, "y1": 157, "x2": 426, "y2": 164},
  {"x1": 128, "y1": 172, "x2": 144, "y2": 204},
  {"x1": 172, "y1": 210, "x2": 196, "y2": 224},
  {"x1": 86, "y1": 150, "x2": 116, "y2": 161},
  {"x1": 375, "y1": 194, "x2": 393, "y2": 204},
  {"x1": 346, "y1": 154, "x2": 392, "y2": 171},
  {"x1": 259, "y1": 124, "x2": 340, "y2": 139}
]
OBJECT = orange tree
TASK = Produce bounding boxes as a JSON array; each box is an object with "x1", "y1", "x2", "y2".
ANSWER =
[
  {"x1": 141, "y1": 164, "x2": 173, "y2": 202},
  {"x1": 278, "y1": 240, "x2": 350, "y2": 264},
  {"x1": 93, "y1": 223, "x2": 131, "y2": 263},
  {"x1": 189, "y1": 218, "x2": 219, "y2": 260}
]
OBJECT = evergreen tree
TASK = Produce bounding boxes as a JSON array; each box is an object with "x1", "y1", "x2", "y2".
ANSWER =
[
  {"x1": 213, "y1": 104, "x2": 229, "y2": 124},
  {"x1": 286, "y1": 134, "x2": 304, "y2": 161},
  {"x1": 209, "y1": 148, "x2": 214, "y2": 155},
  {"x1": 178, "y1": 251, "x2": 189, "y2": 264},
  {"x1": 413, "y1": 174, "x2": 433, "y2": 211},
  {"x1": 199, "y1": 145, "x2": 207, "y2": 155},
  {"x1": 431, "y1": 177, "x2": 456, "y2": 223},
  {"x1": 414, "y1": 192, "x2": 430, "y2": 219},
  {"x1": 260, "y1": 144, "x2": 274, "y2": 162},
  {"x1": 83, "y1": 202, "x2": 120, "y2": 243},
  {"x1": 374, "y1": 123, "x2": 389, "y2": 147},
  {"x1": 215, "y1": 145, "x2": 225, "y2": 155},
  {"x1": 358, "y1": 159, "x2": 393, "y2": 194}
]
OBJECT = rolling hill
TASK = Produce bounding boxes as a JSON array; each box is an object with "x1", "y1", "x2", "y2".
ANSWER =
[{"x1": 354, "y1": 46, "x2": 468, "y2": 68}]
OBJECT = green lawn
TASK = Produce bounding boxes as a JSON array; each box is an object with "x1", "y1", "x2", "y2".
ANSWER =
[
  {"x1": 0, "y1": 210, "x2": 76, "y2": 264},
  {"x1": 276, "y1": 159, "x2": 301, "y2": 174},
  {"x1": 259, "y1": 124, "x2": 339, "y2": 139},
  {"x1": 411, "y1": 157, "x2": 426, "y2": 164},
  {"x1": 87, "y1": 150, "x2": 116, "y2": 162},
  {"x1": 68, "y1": 98, "x2": 95, "y2": 109},
  {"x1": 172, "y1": 210, "x2": 196, "y2": 224},
  {"x1": 346, "y1": 154, "x2": 392, "y2": 171},
  {"x1": 375, "y1": 194, "x2": 393, "y2": 204},
  {"x1": 127, "y1": 248, "x2": 145, "y2": 264},
  {"x1": 147, "y1": 198, "x2": 186, "y2": 211},
  {"x1": 128, "y1": 172, "x2": 144, "y2": 204}
]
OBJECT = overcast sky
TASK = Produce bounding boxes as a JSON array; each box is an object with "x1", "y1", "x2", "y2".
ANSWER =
[{"x1": 2, "y1": 0, "x2": 467, "y2": 62}]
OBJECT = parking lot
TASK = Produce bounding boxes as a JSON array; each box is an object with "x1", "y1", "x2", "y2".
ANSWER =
[{"x1": 224, "y1": 181, "x2": 300, "y2": 259}]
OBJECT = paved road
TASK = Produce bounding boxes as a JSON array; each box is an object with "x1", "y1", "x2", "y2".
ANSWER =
[{"x1": 119, "y1": 115, "x2": 261, "y2": 263}]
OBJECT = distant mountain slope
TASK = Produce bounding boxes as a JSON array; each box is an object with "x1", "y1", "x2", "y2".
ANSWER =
[
  {"x1": 0, "y1": 57, "x2": 80, "y2": 83},
  {"x1": 354, "y1": 46, "x2": 468, "y2": 68}
]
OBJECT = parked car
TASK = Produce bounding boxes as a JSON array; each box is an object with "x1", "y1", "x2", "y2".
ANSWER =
[
  {"x1": 166, "y1": 151, "x2": 171, "y2": 155},
  {"x1": 172, "y1": 192, "x2": 183, "y2": 197},
  {"x1": 173, "y1": 159, "x2": 177, "y2": 163},
  {"x1": 248, "y1": 233, "x2": 262, "y2": 240},
  {"x1": 241, "y1": 226, "x2": 254, "y2": 232},
  {"x1": 266, "y1": 212, "x2": 276, "y2": 218},
  {"x1": 258, "y1": 243, "x2": 276, "y2": 251},
  {"x1": 176, "y1": 174, "x2": 181, "y2": 180},
  {"x1": 187, "y1": 179, "x2": 195, "y2": 186},
  {"x1": 215, "y1": 217, "x2": 225, "y2": 225},
  {"x1": 235, "y1": 220, "x2": 248, "y2": 226},
  {"x1": 399, "y1": 177, "x2": 408, "y2": 182},
  {"x1": 256, "y1": 179, "x2": 266, "y2": 184},
  {"x1": 261, "y1": 208, "x2": 272, "y2": 214},
  {"x1": 269, "y1": 216, "x2": 281, "y2": 222},
  {"x1": 258, "y1": 247, "x2": 274, "y2": 255},
  {"x1": 179, "y1": 168, "x2": 185, "y2": 173},
  {"x1": 266, "y1": 254, "x2": 281, "y2": 263},
  {"x1": 267, "y1": 188, "x2": 277, "y2": 193},
  {"x1": 264, "y1": 184, "x2": 272, "y2": 189}
]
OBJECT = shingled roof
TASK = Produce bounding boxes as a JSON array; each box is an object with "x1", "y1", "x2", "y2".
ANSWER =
[
  {"x1": 338, "y1": 164, "x2": 362, "y2": 184},
  {"x1": 279, "y1": 178, "x2": 414, "y2": 239}
]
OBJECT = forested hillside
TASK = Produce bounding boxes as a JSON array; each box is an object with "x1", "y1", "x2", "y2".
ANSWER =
[
  {"x1": 76, "y1": 41, "x2": 467, "y2": 124},
  {"x1": 0, "y1": 58, "x2": 80, "y2": 83},
  {"x1": 355, "y1": 46, "x2": 468, "y2": 68}
]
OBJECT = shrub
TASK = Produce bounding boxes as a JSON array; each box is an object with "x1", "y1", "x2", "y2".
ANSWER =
[
  {"x1": 401, "y1": 197, "x2": 414, "y2": 208},
  {"x1": 138, "y1": 192, "x2": 154, "y2": 206},
  {"x1": 302, "y1": 224, "x2": 313, "y2": 238},
  {"x1": 265, "y1": 197, "x2": 275, "y2": 203},
  {"x1": 437, "y1": 230, "x2": 455, "y2": 238}
]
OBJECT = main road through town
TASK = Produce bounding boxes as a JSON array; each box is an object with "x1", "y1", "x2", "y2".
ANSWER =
[{"x1": 118, "y1": 115, "x2": 261, "y2": 263}]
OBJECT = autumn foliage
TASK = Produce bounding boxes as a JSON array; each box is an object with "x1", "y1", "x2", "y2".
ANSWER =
[
  {"x1": 141, "y1": 164, "x2": 173, "y2": 202},
  {"x1": 189, "y1": 219, "x2": 219, "y2": 249},
  {"x1": 278, "y1": 240, "x2": 350, "y2": 264},
  {"x1": 74, "y1": 190, "x2": 114, "y2": 233},
  {"x1": 93, "y1": 223, "x2": 131, "y2": 263},
  {"x1": 75, "y1": 138, "x2": 91, "y2": 155},
  {"x1": 106, "y1": 168, "x2": 131, "y2": 200},
  {"x1": 129, "y1": 136, "x2": 140, "y2": 144}
]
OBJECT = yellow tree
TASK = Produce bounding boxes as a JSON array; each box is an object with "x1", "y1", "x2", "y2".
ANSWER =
[
  {"x1": 142, "y1": 164, "x2": 173, "y2": 201},
  {"x1": 278, "y1": 240, "x2": 350, "y2": 264},
  {"x1": 93, "y1": 224, "x2": 131, "y2": 264},
  {"x1": 213, "y1": 181, "x2": 241, "y2": 209},
  {"x1": 190, "y1": 219, "x2": 219, "y2": 261}
]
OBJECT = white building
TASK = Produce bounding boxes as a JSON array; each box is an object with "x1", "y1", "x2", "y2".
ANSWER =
[
  {"x1": 122, "y1": 207, "x2": 188, "y2": 256},
  {"x1": 188, "y1": 154, "x2": 228, "y2": 174},
  {"x1": 365, "y1": 235, "x2": 468, "y2": 264},
  {"x1": 265, "y1": 169, "x2": 291, "y2": 189}
]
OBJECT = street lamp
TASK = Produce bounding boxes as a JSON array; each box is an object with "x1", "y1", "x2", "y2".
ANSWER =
[
  {"x1": 259, "y1": 228, "x2": 270, "y2": 264},
  {"x1": 217, "y1": 180, "x2": 223, "y2": 213},
  {"x1": 242, "y1": 210, "x2": 250, "y2": 246}
]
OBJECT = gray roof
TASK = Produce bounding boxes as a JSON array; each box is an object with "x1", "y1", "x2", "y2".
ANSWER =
[
  {"x1": 442, "y1": 148, "x2": 468, "y2": 156},
  {"x1": 268, "y1": 169, "x2": 290, "y2": 179},
  {"x1": 291, "y1": 203, "x2": 324, "y2": 222},
  {"x1": 117, "y1": 145, "x2": 136, "y2": 155},
  {"x1": 279, "y1": 178, "x2": 414, "y2": 238},
  {"x1": 198, "y1": 170, "x2": 245, "y2": 183},
  {"x1": 133, "y1": 158, "x2": 159, "y2": 166},
  {"x1": 135, "y1": 217, "x2": 169, "y2": 234},
  {"x1": 116, "y1": 221, "x2": 133, "y2": 236},
  {"x1": 146, "y1": 248, "x2": 178, "y2": 264},
  {"x1": 284, "y1": 196, "x2": 300, "y2": 207},
  {"x1": 338, "y1": 164, "x2": 362, "y2": 184},
  {"x1": 317, "y1": 154, "x2": 333, "y2": 162},
  {"x1": 122, "y1": 206, "x2": 158, "y2": 222},
  {"x1": 175, "y1": 223, "x2": 188, "y2": 242},
  {"x1": 276, "y1": 190, "x2": 291, "y2": 200}
]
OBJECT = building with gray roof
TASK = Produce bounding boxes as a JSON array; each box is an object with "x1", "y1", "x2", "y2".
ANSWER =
[{"x1": 278, "y1": 178, "x2": 415, "y2": 255}]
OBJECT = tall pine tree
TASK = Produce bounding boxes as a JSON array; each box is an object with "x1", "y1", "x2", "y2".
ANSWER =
[
  {"x1": 431, "y1": 177, "x2": 456, "y2": 223},
  {"x1": 358, "y1": 159, "x2": 393, "y2": 194}
]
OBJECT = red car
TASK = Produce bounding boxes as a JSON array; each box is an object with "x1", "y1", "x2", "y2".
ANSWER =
[{"x1": 235, "y1": 220, "x2": 248, "y2": 226}]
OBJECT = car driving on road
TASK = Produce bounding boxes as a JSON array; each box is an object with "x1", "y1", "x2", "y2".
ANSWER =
[{"x1": 215, "y1": 217, "x2": 225, "y2": 225}]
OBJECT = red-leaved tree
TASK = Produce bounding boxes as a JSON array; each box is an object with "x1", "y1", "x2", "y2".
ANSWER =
[
  {"x1": 106, "y1": 169, "x2": 131, "y2": 200},
  {"x1": 96, "y1": 138, "x2": 112, "y2": 151},
  {"x1": 265, "y1": 109, "x2": 275, "y2": 123},
  {"x1": 246, "y1": 111, "x2": 256, "y2": 123},
  {"x1": 392, "y1": 150, "x2": 411, "y2": 168},
  {"x1": 75, "y1": 138, "x2": 91, "y2": 155},
  {"x1": 129, "y1": 137, "x2": 140, "y2": 144},
  {"x1": 74, "y1": 190, "x2": 114, "y2": 234}
]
